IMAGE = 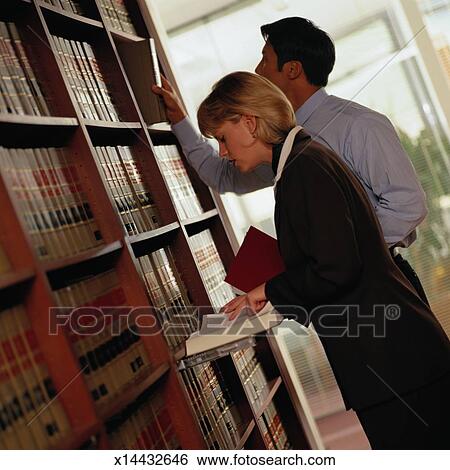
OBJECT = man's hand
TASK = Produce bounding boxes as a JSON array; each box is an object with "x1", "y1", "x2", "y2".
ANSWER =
[
  {"x1": 221, "y1": 283, "x2": 267, "y2": 320},
  {"x1": 151, "y1": 75, "x2": 187, "y2": 124}
]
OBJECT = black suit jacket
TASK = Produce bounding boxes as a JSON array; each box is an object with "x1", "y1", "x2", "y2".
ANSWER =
[{"x1": 265, "y1": 131, "x2": 450, "y2": 410}]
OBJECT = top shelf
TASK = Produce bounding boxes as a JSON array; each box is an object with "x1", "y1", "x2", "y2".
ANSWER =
[
  {"x1": 39, "y1": 0, "x2": 104, "y2": 41},
  {"x1": 38, "y1": 1, "x2": 103, "y2": 28},
  {"x1": 110, "y1": 28, "x2": 145, "y2": 43}
]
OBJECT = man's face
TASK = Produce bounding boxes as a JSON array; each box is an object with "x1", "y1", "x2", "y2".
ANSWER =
[{"x1": 255, "y1": 42, "x2": 287, "y2": 93}]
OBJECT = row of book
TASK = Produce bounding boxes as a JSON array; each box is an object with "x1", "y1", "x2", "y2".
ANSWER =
[
  {"x1": 93, "y1": 146, "x2": 160, "y2": 236},
  {"x1": 107, "y1": 386, "x2": 180, "y2": 449},
  {"x1": 181, "y1": 361, "x2": 242, "y2": 449},
  {"x1": 99, "y1": 0, "x2": 137, "y2": 35},
  {"x1": 0, "y1": 146, "x2": 103, "y2": 261},
  {"x1": 53, "y1": 268, "x2": 152, "y2": 408},
  {"x1": 259, "y1": 401, "x2": 291, "y2": 450},
  {"x1": 153, "y1": 145, "x2": 204, "y2": 220},
  {"x1": 0, "y1": 304, "x2": 70, "y2": 449},
  {"x1": 0, "y1": 22, "x2": 49, "y2": 116},
  {"x1": 137, "y1": 248, "x2": 197, "y2": 351},
  {"x1": 0, "y1": 245, "x2": 10, "y2": 275},
  {"x1": 233, "y1": 346, "x2": 269, "y2": 409},
  {"x1": 52, "y1": 36, "x2": 120, "y2": 122},
  {"x1": 190, "y1": 230, "x2": 235, "y2": 309},
  {"x1": 43, "y1": 0, "x2": 83, "y2": 15}
]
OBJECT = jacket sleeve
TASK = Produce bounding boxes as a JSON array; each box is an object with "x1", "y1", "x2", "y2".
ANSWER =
[
  {"x1": 265, "y1": 156, "x2": 362, "y2": 321},
  {"x1": 172, "y1": 117, "x2": 274, "y2": 194}
]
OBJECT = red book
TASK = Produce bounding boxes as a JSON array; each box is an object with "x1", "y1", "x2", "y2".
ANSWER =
[{"x1": 225, "y1": 226, "x2": 285, "y2": 293}]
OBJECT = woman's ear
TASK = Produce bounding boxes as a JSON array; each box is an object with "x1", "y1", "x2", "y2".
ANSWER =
[{"x1": 241, "y1": 114, "x2": 257, "y2": 137}]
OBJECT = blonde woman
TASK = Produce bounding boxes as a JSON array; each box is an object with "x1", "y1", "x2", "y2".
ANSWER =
[{"x1": 197, "y1": 71, "x2": 450, "y2": 450}]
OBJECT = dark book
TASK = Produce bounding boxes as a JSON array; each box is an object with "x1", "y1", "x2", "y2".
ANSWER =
[
  {"x1": 116, "y1": 39, "x2": 167, "y2": 125},
  {"x1": 225, "y1": 226, "x2": 285, "y2": 294}
]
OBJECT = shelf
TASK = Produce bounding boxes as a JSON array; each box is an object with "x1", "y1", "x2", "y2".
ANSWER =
[
  {"x1": 128, "y1": 222, "x2": 180, "y2": 257},
  {"x1": 183, "y1": 209, "x2": 219, "y2": 237},
  {"x1": 84, "y1": 120, "x2": 142, "y2": 145},
  {"x1": 110, "y1": 28, "x2": 145, "y2": 43},
  {"x1": 0, "y1": 268, "x2": 35, "y2": 310},
  {"x1": 0, "y1": 114, "x2": 78, "y2": 147},
  {"x1": 98, "y1": 362, "x2": 171, "y2": 421},
  {"x1": 0, "y1": 0, "x2": 32, "y2": 20},
  {"x1": 0, "y1": 268, "x2": 35, "y2": 292},
  {"x1": 254, "y1": 377, "x2": 283, "y2": 419},
  {"x1": 147, "y1": 123, "x2": 176, "y2": 144},
  {"x1": 0, "y1": 114, "x2": 78, "y2": 126},
  {"x1": 39, "y1": 1, "x2": 104, "y2": 40},
  {"x1": 51, "y1": 421, "x2": 101, "y2": 450},
  {"x1": 83, "y1": 119, "x2": 141, "y2": 129},
  {"x1": 43, "y1": 240, "x2": 123, "y2": 275},
  {"x1": 182, "y1": 209, "x2": 219, "y2": 227},
  {"x1": 148, "y1": 123, "x2": 171, "y2": 133},
  {"x1": 236, "y1": 419, "x2": 256, "y2": 449}
]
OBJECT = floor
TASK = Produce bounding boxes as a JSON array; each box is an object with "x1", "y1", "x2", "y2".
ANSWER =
[{"x1": 316, "y1": 409, "x2": 371, "y2": 449}]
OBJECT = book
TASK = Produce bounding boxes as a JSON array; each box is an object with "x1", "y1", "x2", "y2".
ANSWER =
[
  {"x1": 189, "y1": 229, "x2": 234, "y2": 309},
  {"x1": 153, "y1": 145, "x2": 203, "y2": 219},
  {"x1": 116, "y1": 39, "x2": 167, "y2": 124},
  {"x1": 224, "y1": 226, "x2": 285, "y2": 294},
  {"x1": 183, "y1": 304, "x2": 282, "y2": 357}
]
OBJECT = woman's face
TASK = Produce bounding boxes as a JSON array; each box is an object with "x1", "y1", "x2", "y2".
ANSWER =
[{"x1": 214, "y1": 116, "x2": 271, "y2": 172}]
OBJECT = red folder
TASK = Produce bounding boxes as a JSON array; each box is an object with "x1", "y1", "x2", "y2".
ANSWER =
[{"x1": 225, "y1": 226, "x2": 285, "y2": 293}]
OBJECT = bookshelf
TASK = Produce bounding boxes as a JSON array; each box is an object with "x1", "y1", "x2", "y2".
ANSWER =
[{"x1": 0, "y1": 0, "x2": 314, "y2": 449}]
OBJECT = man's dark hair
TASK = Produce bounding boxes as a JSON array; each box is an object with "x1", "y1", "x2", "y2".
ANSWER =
[{"x1": 261, "y1": 17, "x2": 335, "y2": 87}]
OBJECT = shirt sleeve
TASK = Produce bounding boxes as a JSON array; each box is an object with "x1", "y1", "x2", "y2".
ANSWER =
[
  {"x1": 348, "y1": 113, "x2": 427, "y2": 247},
  {"x1": 265, "y1": 156, "x2": 362, "y2": 325},
  {"x1": 171, "y1": 117, "x2": 274, "y2": 194}
]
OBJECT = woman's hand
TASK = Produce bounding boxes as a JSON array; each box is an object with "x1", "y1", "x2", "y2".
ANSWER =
[
  {"x1": 221, "y1": 283, "x2": 267, "y2": 320},
  {"x1": 151, "y1": 75, "x2": 187, "y2": 124}
]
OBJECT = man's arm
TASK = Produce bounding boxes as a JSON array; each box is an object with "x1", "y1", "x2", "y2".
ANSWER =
[
  {"x1": 349, "y1": 113, "x2": 427, "y2": 247},
  {"x1": 152, "y1": 77, "x2": 274, "y2": 194}
]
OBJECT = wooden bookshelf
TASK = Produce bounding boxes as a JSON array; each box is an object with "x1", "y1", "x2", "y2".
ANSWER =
[{"x1": 0, "y1": 0, "x2": 314, "y2": 450}]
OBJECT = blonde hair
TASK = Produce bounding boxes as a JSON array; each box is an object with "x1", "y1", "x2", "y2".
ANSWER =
[{"x1": 197, "y1": 71, "x2": 296, "y2": 144}]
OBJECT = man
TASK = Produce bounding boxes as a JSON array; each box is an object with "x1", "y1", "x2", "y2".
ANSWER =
[{"x1": 153, "y1": 17, "x2": 430, "y2": 307}]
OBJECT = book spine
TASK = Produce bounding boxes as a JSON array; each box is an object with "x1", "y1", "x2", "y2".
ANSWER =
[
  {"x1": 81, "y1": 42, "x2": 119, "y2": 121},
  {"x1": 95, "y1": 146, "x2": 137, "y2": 235},
  {"x1": 6, "y1": 22, "x2": 50, "y2": 115},
  {"x1": 0, "y1": 22, "x2": 25, "y2": 115}
]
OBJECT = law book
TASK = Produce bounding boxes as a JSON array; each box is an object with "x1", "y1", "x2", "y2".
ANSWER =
[
  {"x1": 154, "y1": 145, "x2": 203, "y2": 219},
  {"x1": 189, "y1": 229, "x2": 234, "y2": 309},
  {"x1": 71, "y1": 40, "x2": 107, "y2": 121},
  {"x1": 0, "y1": 23, "x2": 35, "y2": 116},
  {"x1": 116, "y1": 39, "x2": 167, "y2": 124},
  {"x1": 0, "y1": 147, "x2": 60, "y2": 259},
  {"x1": 0, "y1": 22, "x2": 25, "y2": 115},
  {"x1": 116, "y1": 146, "x2": 160, "y2": 230},
  {"x1": 96, "y1": 146, "x2": 142, "y2": 235},
  {"x1": 101, "y1": 0, "x2": 136, "y2": 35},
  {"x1": 2, "y1": 306, "x2": 55, "y2": 449},
  {"x1": 99, "y1": 0, "x2": 122, "y2": 31},
  {"x1": 6, "y1": 22, "x2": 49, "y2": 116},
  {"x1": 225, "y1": 225, "x2": 285, "y2": 295},
  {"x1": 82, "y1": 42, "x2": 119, "y2": 121}
]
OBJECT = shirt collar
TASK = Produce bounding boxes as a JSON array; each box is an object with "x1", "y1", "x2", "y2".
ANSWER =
[{"x1": 295, "y1": 88, "x2": 328, "y2": 125}]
